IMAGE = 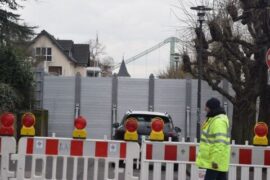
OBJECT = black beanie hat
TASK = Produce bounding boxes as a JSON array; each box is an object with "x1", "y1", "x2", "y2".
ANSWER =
[{"x1": 206, "y1": 97, "x2": 221, "y2": 110}]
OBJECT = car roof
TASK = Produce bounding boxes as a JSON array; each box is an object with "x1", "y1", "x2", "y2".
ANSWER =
[{"x1": 126, "y1": 110, "x2": 169, "y2": 117}]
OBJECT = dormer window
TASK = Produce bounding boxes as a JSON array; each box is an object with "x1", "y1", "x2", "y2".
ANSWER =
[{"x1": 35, "y1": 47, "x2": 52, "y2": 61}]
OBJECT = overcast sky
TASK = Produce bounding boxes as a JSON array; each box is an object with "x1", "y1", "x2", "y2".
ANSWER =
[{"x1": 19, "y1": 0, "x2": 191, "y2": 78}]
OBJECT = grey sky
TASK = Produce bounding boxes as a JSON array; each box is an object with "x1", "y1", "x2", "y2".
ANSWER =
[{"x1": 19, "y1": 0, "x2": 184, "y2": 78}]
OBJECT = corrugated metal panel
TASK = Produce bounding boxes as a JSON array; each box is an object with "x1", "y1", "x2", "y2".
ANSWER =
[
  {"x1": 43, "y1": 76, "x2": 75, "y2": 137},
  {"x1": 154, "y1": 79, "x2": 186, "y2": 137},
  {"x1": 117, "y1": 78, "x2": 148, "y2": 122},
  {"x1": 42, "y1": 76, "x2": 234, "y2": 141},
  {"x1": 80, "y1": 77, "x2": 112, "y2": 139}
]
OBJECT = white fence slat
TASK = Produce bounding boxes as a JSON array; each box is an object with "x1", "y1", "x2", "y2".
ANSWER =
[
  {"x1": 178, "y1": 163, "x2": 187, "y2": 180},
  {"x1": 42, "y1": 157, "x2": 46, "y2": 179},
  {"x1": 62, "y1": 157, "x2": 67, "y2": 179},
  {"x1": 52, "y1": 156, "x2": 57, "y2": 179},
  {"x1": 228, "y1": 166, "x2": 237, "y2": 180},
  {"x1": 241, "y1": 167, "x2": 249, "y2": 180},
  {"x1": 140, "y1": 162, "x2": 149, "y2": 180},
  {"x1": 83, "y1": 158, "x2": 88, "y2": 180},
  {"x1": 104, "y1": 159, "x2": 109, "y2": 180},
  {"x1": 31, "y1": 156, "x2": 36, "y2": 178},
  {"x1": 113, "y1": 160, "x2": 119, "y2": 180},
  {"x1": 267, "y1": 168, "x2": 270, "y2": 180},
  {"x1": 254, "y1": 167, "x2": 262, "y2": 180},
  {"x1": 153, "y1": 163, "x2": 162, "y2": 180},
  {"x1": 16, "y1": 155, "x2": 25, "y2": 180},
  {"x1": 190, "y1": 164, "x2": 198, "y2": 180},
  {"x1": 73, "y1": 157, "x2": 78, "y2": 180},
  {"x1": 165, "y1": 163, "x2": 174, "y2": 180},
  {"x1": 93, "y1": 159, "x2": 99, "y2": 180}
]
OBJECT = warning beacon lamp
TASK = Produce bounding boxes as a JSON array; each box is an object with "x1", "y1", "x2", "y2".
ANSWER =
[
  {"x1": 72, "y1": 116, "x2": 87, "y2": 139},
  {"x1": 149, "y1": 117, "x2": 164, "y2": 141},
  {"x1": 124, "y1": 117, "x2": 138, "y2": 141},
  {"x1": 0, "y1": 112, "x2": 15, "y2": 136},
  {"x1": 20, "y1": 112, "x2": 36, "y2": 136},
  {"x1": 253, "y1": 122, "x2": 268, "y2": 146}
]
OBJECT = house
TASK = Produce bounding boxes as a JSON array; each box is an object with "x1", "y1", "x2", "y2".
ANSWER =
[{"x1": 29, "y1": 30, "x2": 89, "y2": 76}]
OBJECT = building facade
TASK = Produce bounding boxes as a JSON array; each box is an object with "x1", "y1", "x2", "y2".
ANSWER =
[{"x1": 29, "y1": 30, "x2": 89, "y2": 76}]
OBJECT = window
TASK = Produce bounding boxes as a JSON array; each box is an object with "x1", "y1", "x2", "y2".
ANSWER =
[
  {"x1": 35, "y1": 47, "x2": 52, "y2": 61},
  {"x1": 48, "y1": 66, "x2": 62, "y2": 76}
]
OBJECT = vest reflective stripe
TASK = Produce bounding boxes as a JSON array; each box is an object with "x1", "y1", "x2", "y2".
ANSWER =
[
  {"x1": 200, "y1": 137, "x2": 230, "y2": 145},
  {"x1": 202, "y1": 131, "x2": 230, "y2": 138}
]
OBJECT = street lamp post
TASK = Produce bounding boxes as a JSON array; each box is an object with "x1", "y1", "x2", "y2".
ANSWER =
[
  {"x1": 190, "y1": 6, "x2": 212, "y2": 141},
  {"x1": 171, "y1": 53, "x2": 180, "y2": 70}
]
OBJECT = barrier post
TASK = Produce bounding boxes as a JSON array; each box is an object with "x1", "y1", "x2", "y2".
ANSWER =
[{"x1": 1, "y1": 137, "x2": 16, "y2": 180}]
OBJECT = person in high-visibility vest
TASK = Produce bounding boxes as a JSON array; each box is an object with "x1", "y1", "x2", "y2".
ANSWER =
[{"x1": 196, "y1": 97, "x2": 231, "y2": 180}]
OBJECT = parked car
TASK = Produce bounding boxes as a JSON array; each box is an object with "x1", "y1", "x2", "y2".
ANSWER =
[{"x1": 112, "y1": 110, "x2": 181, "y2": 142}]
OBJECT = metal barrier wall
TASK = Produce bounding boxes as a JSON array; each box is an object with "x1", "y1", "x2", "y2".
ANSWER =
[
  {"x1": 140, "y1": 139, "x2": 270, "y2": 180},
  {"x1": 10, "y1": 137, "x2": 140, "y2": 180}
]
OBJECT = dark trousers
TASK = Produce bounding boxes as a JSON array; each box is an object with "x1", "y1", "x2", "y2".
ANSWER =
[{"x1": 204, "y1": 169, "x2": 227, "y2": 180}]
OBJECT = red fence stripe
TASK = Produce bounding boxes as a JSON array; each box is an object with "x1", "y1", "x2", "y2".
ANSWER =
[
  {"x1": 71, "y1": 140, "x2": 83, "y2": 156},
  {"x1": 26, "y1": 138, "x2": 33, "y2": 154},
  {"x1": 239, "y1": 149, "x2": 252, "y2": 164},
  {"x1": 264, "y1": 150, "x2": 270, "y2": 166},
  {"x1": 146, "y1": 144, "x2": 153, "y2": 160},
  {"x1": 120, "y1": 143, "x2": 126, "y2": 159},
  {"x1": 189, "y1": 146, "x2": 196, "y2": 161},
  {"x1": 164, "y1": 145, "x2": 177, "y2": 161},
  {"x1": 46, "y1": 139, "x2": 59, "y2": 155},
  {"x1": 95, "y1": 141, "x2": 108, "y2": 157}
]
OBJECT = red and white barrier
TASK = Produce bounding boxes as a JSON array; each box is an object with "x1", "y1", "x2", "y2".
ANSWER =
[
  {"x1": 140, "y1": 139, "x2": 270, "y2": 180},
  {"x1": 0, "y1": 137, "x2": 16, "y2": 180},
  {"x1": 140, "y1": 140, "x2": 199, "y2": 180},
  {"x1": 230, "y1": 145, "x2": 270, "y2": 166},
  {"x1": 12, "y1": 137, "x2": 140, "y2": 180},
  {"x1": 145, "y1": 142, "x2": 196, "y2": 162},
  {"x1": 2, "y1": 135, "x2": 270, "y2": 180},
  {"x1": 229, "y1": 142, "x2": 270, "y2": 180}
]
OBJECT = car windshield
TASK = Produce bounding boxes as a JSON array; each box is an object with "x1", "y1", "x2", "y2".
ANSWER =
[{"x1": 124, "y1": 114, "x2": 173, "y2": 129}]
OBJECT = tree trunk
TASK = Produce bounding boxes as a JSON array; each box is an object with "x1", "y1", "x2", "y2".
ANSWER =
[
  {"x1": 231, "y1": 98, "x2": 257, "y2": 144},
  {"x1": 256, "y1": 43, "x2": 270, "y2": 143},
  {"x1": 258, "y1": 86, "x2": 270, "y2": 143}
]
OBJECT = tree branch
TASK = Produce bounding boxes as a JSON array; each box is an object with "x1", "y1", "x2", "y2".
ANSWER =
[{"x1": 203, "y1": 74, "x2": 236, "y2": 104}]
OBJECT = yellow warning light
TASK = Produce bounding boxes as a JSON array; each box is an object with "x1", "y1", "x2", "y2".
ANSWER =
[
  {"x1": 20, "y1": 112, "x2": 36, "y2": 136},
  {"x1": 72, "y1": 116, "x2": 87, "y2": 139},
  {"x1": 253, "y1": 122, "x2": 268, "y2": 146},
  {"x1": 149, "y1": 117, "x2": 164, "y2": 141},
  {"x1": 124, "y1": 117, "x2": 138, "y2": 141}
]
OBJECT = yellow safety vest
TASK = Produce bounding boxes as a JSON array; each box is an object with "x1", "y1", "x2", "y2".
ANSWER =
[{"x1": 196, "y1": 114, "x2": 231, "y2": 172}]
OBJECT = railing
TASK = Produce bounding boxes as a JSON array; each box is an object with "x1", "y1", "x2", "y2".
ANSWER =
[
  {"x1": 3, "y1": 136, "x2": 140, "y2": 180},
  {"x1": 1, "y1": 136, "x2": 270, "y2": 180},
  {"x1": 140, "y1": 138, "x2": 270, "y2": 180}
]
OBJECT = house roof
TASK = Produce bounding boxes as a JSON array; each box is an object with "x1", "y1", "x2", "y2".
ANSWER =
[
  {"x1": 118, "y1": 60, "x2": 130, "y2": 77},
  {"x1": 57, "y1": 40, "x2": 74, "y2": 51},
  {"x1": 31, "y1": 30, "x2": 89, "y2": 66},
  {"x1": 73, "y1": 44, "x2": 89, "y2": 65}
]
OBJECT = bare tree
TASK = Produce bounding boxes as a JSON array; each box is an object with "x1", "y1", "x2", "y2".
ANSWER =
[
  {"x1": 158, "y1": 65, "x2": 190, "y2": 79},
  {"x1": 88, "y1": 35, "x2": 114, "y2": 77},
  {"x1": 178, "y1": 0, "x2": 270, "y2": 143}
]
